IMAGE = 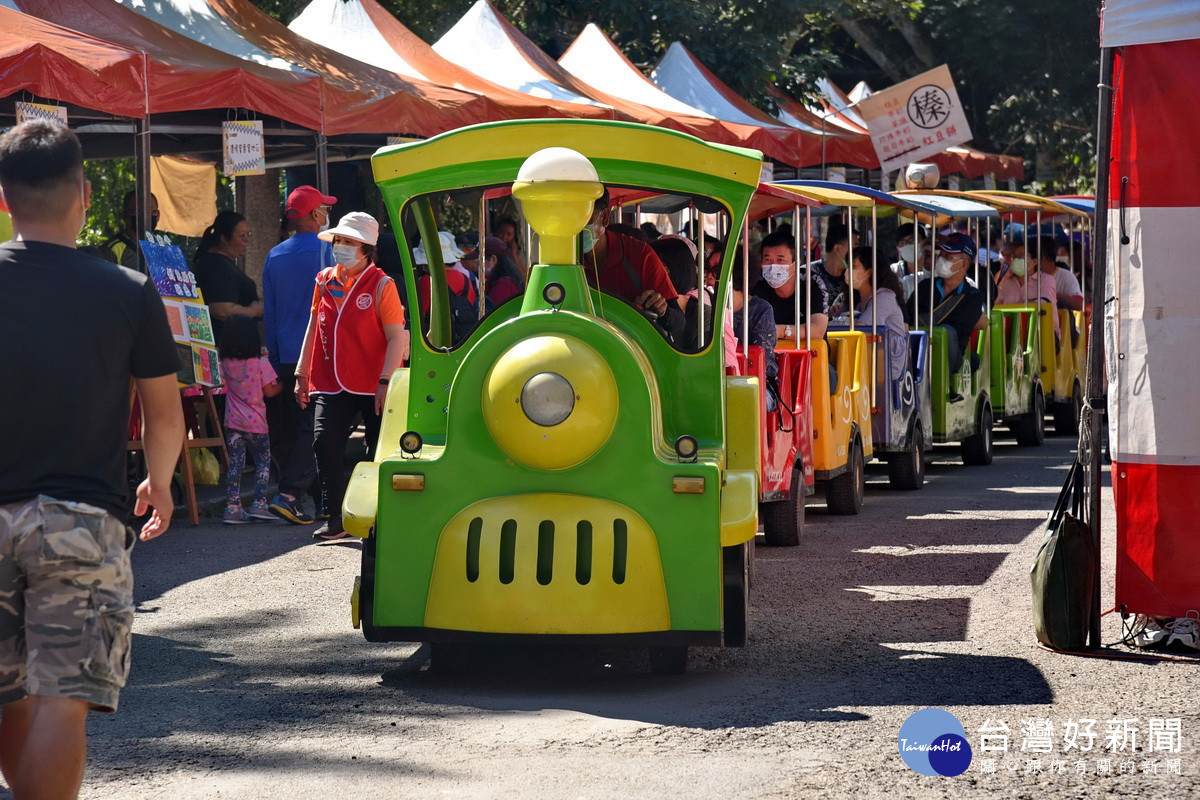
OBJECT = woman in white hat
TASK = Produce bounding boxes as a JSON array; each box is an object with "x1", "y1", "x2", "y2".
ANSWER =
[{"x1": 294, "y1": 212, "x2": 409, "y2": 540}]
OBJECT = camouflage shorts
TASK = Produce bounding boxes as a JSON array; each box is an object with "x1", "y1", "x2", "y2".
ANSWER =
[{"x1": 0, "y1": 495, "x2": 135, "y2": 712}]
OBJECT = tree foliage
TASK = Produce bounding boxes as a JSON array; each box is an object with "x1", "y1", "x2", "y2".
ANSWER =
[{"x1": 257, "y1": 0, "x2": 1100, "y2": 190}]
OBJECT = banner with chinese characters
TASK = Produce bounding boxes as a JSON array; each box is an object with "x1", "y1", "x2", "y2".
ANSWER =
[
  {"x1": 222, "y1": 120, "x2": 265, "y2": 176},
  {"x1": 16, "y1": 101, "x2": 67, "y2": 126},
  {"x1": 858, "y1": 64, "x2": 972, "y2": 174}
]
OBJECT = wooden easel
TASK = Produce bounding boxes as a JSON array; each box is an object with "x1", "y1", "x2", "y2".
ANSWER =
[{"x1": 128, "y1": 385, "x2": 228, "y2": 526}]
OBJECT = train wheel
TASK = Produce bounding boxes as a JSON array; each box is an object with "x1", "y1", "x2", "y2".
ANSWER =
[
  {"x1": 649, "y1": 646, "x2": 688, "y2": 675},
  {"x1": 1053, "y1": 381, "x2": 1083, "y2": 437},
  {"x1": 826, "y1": 438, "x2": 865, "y2": 515},
  {"x1": 961, "y1": 402, "x2": 994, "y2": 466},
  {"x1": 888, "y1": 421, "x2": 926, "y2": 490},
  {"x1": 761, "y1": 466, "x2": 804, "y2": 546},
  {"x1": 722, "y1": 542, "x2": 749, "y2": 647},
  {"x1": 1015, "y1": 384, "x2": 1046, "y2": 446}
]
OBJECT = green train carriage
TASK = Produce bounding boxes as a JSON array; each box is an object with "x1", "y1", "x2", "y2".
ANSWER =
[{"x1": 342, "y1": 119, "x2": 764, "y2": 674}]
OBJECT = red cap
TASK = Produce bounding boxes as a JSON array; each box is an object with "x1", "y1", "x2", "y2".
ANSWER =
[{"x1": 285, "y1": 185, "x2": 336, "y2": 219}]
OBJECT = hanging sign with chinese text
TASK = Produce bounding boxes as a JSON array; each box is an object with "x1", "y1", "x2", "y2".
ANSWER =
[
  {"x1": 858, "y1": 65, "x2": 972, "y2": 174},
  {"x1": 222, "y1": 120, "x2": 265, "y2": 176},
  {"x1": 16, "y1": 102, "x2": 67, "y2": 126}
]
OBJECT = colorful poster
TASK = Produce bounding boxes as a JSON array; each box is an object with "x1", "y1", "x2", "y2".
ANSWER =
[
  {"x1": 191, "y1": 345, "x2": 221, "y2": 387},
  {"x1": 183, "y1": 301, "x2": 215, "y2": 347},
  {"x1": 143, "y1": 240, "x2": 199, "y2": 300},
  {"x1": 163, "y1": 299, "x2": 187, "y2": 343},
  {"x1": 858, "y1": 65, "x2": 972, "y2": 174},
  {"x1": 16, "y1": 102, "x2": 67, "y2": 126},
  {"x1": 222, "y1": 120, "x2": 265, "y2": 176}
]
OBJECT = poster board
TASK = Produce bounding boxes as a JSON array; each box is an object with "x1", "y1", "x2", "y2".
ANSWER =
[
  {"x1": 223, "y1": 120, "x2": 265, "y2": 176},
  {"x1": 143, "y1": 238, "x2": 221, "y2": 387},
  {"x1": 858, "y1": 65, "x2": 972, "y2": 174}
]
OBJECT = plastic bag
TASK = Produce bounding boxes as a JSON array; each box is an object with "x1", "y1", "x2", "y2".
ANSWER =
[{"x1": 189, "y1": 446, "x2": 220, "y2": 486}]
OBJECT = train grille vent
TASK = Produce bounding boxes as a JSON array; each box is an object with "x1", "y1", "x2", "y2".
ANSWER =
[{"x1": 464, "y1": 517, "x2": 628, "y2": 586}]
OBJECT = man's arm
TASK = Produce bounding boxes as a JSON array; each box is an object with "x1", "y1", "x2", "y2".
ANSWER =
[
  {"x1": 262, "y1": 260, "x2": 278, "y2": 368},
  {"x1": 133, "y1": 374, "x2": 184, "y2": 540}
]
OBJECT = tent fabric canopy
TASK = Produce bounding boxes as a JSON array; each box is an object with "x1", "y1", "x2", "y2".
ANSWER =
[
  {"x1": 120, "y1": 0, "x2": 508, "y2": 136},
  {"x1": 11, "y1": 0, "x2": 322, "y2": 127},
  {"x1": 287, "y1": 0, "x2": 611, "y2": 122},
  {"x1": 0, "y1": 4, "x2": 147, "y2": 118}
]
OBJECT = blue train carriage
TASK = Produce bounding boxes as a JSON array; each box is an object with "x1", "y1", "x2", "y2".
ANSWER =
[{"x1": 343, "y1": 119, "x2": 764, "y2": 674}]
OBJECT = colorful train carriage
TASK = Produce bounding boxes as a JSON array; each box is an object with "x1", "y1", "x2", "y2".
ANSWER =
[{"x1": 343, "y1": 119, "x2": 763, "y2": 674}]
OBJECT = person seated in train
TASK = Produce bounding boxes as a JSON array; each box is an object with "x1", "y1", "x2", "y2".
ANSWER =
[
  {"x1": 751, "y1": 229, "x2": 838, "y2": 394},
  {"x1": 581, "y1": 189, "x2": 685, "y2": 339},
  {"x1": 907, "y1": 233, "x2": 988, "y2": 398},
  {"x1": 995, "y1": 236, "x2": 1060, "y2": 341},
  {"x1": 850, "y1": 246, "x2": 909, "y2": 382},
  {"x1": 890, "y1": 222, "x2": 931, "y2": 302},
  {"x1": 807, "y1": 223, "x2": 851, "y2": 316},
  {"x1": 731, "y1": 250, "x2": 778, "y2": 411},
  {"x1": 650, "y1": 235, "x2": 717, "y2": 356}
]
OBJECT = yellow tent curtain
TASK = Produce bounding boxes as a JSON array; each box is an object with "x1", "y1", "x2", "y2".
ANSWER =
[{"x1": 149, "y1": 155, "x2": 217, "y2": 238}]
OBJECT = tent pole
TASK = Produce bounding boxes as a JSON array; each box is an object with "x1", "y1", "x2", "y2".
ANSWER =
[
  {"x1": 135, "y1": 117, "x2": 152, "y2": 255},
  {"x1": 315, "y1": 133, "x2": 329, "y2": 195},
  {"x1": 1083, "y1": 45, "x2": 1116, "y2": 650}
]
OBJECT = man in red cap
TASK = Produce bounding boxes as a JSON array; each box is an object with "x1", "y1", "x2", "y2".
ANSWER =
[{"x1": 264, "y1": 185, "x2": 335, "y2": 525}]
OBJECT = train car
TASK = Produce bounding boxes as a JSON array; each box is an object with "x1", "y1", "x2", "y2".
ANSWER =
[{"x1": 342, "y1": 119, "x2": 763, "y2": 674}]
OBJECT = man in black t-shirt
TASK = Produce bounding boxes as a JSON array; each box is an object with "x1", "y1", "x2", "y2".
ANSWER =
[{"x1": 0, "y1": 120, "x2": 183, "y2": 798}]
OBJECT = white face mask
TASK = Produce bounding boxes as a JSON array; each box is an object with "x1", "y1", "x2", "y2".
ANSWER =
[
  {"x1": 1009, "y1": 257, "x2": 1027, "y2": 277},
  {"x1": 762, "y1": 264, "x2": 792, "y2": 289},
  {"x1": 934, "y1": 257, "x2": 956, "y2": 279},
  {"x1": 898, "y1": 243, "x2": 916, "y2": 264},
  {"x1": 332, "y1": 243, "x2": 362, "y2": 268}
]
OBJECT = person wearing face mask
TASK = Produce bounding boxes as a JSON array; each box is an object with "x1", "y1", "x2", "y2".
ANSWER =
[
  {"x1": 192, "y1": 210, "x2": 261, "y2": 341},
  {"x1": 995, "y1": 236, "x2": 1060, "y2": 339},
  {"x1": 890, "y1": 222, "x2": 930, "y2": 302},
  {"x1": 295, "y1": 212, "x2": 409, "y2": 541},
  {"x1": 581, "y1": 189, "x2": 685, "y2": 339},
  {"x1": 731, "y1": 250, "x2": 778, "y2": 409},
  {"x1": 906, "y1": 232, "x2": 988, "y2": 388},
  {"x1": 751, "y1": 229, "x2": 831, "y2": 345},
  {"x1": 260, "y1": 185, "x2": 336, "y2": 526},
  {"x1": 808, "y1": 223, "x2": 851, "y2": 316},
  {"x1": 851, "y1": 246, "x2": 909, "y2": 382},
  {"x1": 96, "y1": 189, "x2": 160, "y2": 275}
]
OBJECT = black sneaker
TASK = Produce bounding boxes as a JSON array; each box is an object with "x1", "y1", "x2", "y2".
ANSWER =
[
  {"x1": 269, "y1": 493, "x2": 314, "y2": 525},
  {"x1": 948, "y1": 392, "x2": 965, "y2": 403}
]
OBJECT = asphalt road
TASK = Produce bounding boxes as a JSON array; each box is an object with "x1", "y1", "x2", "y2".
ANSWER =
[{"x1": 22, "y1": 435, "x2": 1198, "y2": 799}]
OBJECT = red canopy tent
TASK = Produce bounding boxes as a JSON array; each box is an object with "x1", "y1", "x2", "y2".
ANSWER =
[{"x1": 0, "y1": 4, "x2": 146, "y2": 119}]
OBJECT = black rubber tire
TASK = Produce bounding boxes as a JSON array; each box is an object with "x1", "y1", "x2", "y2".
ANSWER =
[
  {"x1": 1015, "y1": 384, "x2": 1046, "y2": 446},
  {"x1": 722, "y1": 543, "x2": 749, "y2": 647},
  {"x1": 887, "y1": 421, "x2": 926, "y2": 491},
  {"x1": 428, "y1": 642, "x2": 471, "y2": 675},
  {"x1": 826, "y1": 438, "x2": 865, "y2": 515},
  {"x1": 1053, "y1": 381, "x2": 1083, "y2": 437},
  {"x1": 961, "y1": 402, "x2": 994, "y2": 466},
  {"x1": 649, "y1": 646, "x2": 688, "y2": 675},
  {"x1": 761, "y1": 465, "x2": 805, "y2": 546}
]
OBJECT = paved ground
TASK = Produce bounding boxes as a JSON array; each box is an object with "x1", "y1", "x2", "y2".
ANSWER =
[{"x1": 15, "y1": 435, "x2": 1198, "y2": 799}]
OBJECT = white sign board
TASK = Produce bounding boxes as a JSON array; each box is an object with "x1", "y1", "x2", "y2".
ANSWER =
[
  {"x1": 826, "y1": 166, "x2": 847, "y2": 184},
  {"x1": 858, "y1": 64, "x2": 972, "y2": 174},
  {"x1": 16, "y1": 102, "x2": 67, "y2": 126},
  {"x1": 222, "y1": 120, "x2": 265, "y2": 176}
]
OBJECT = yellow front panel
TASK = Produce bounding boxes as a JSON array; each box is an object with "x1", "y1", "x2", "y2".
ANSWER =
[{"x1": 425, "y1": 494, "x2": 670, "y2": 634}]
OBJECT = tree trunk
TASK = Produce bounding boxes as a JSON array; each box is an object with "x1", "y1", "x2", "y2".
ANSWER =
[
  {"x1": 881, "y1": 6, "x2": 937, "y2": 70},
  {"x1": 832, "y1": 11, "x2": 906, "y2": 84}
]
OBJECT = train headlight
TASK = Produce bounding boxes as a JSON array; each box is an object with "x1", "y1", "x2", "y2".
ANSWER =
[
  {"x1": 482, "y1": 335, "x2": 618, "y2": 470},
  {"x1": 521, "y1": 372, "x2": 575, "y2": 426}
]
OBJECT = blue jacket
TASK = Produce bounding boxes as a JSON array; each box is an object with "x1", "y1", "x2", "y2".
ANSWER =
[{"x1": 263, "y1": 232, "x2": 333, "y2": 369}]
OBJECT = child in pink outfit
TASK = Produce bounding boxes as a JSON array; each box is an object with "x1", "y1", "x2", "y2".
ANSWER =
[{"x1": 218, "y1": 315, "x2": 281, "y2": 524}]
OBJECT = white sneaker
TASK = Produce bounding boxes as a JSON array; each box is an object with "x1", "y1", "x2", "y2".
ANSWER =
[
  {"x1": 1129, "y1": 615, "x2": 1168, "y2": 648},
  {"x1": 1164, "y1": 616, "x2": 1200, "y2": 652}
]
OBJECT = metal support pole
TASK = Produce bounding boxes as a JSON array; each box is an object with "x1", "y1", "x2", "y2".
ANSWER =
[
  {"x1": 478, "y1": 195, "x2": 487, "y2": 320},
  {"x1": 134, "y1": 116, "x2": 153, "y2": 255},
  {"x1": 1082, "y1": 47, "x2": 1116, "y2": 650},
  {"x1": 315, "y1": 133, "x2": 329, "y2": 195}
]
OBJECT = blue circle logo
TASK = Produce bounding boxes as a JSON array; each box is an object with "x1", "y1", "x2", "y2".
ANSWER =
[{"x1": 898, "y1": 708, "x2": 973, "y2": 776}]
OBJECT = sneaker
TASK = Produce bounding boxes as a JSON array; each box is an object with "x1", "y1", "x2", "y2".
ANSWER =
[
  {"x1": 1164, "y1": 616, "x2": 1200, "y2": 652},
  {"x1": 947, "y1": 392, "x2": 965, "y2": 403},
  {"x1": 247, "y1": 501, "x2": 277, "y2": 521},
  {"x1": 222, "y1": 506, "x2": 252, "y2": 525},
  {"x1": 269, "y1": 493, "x2": 314, "y2": 525},
  {"x1": 313, "y1": 519, "x2": 349, "y2": 541},
  {"x1": 1129, "y1": 615, "x2": 1168, "y2": 648}
]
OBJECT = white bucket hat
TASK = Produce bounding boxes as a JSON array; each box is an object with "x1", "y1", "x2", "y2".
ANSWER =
[
  {"x1": 318, "y1": 211, "x2": 378, "y2": 246},
  {"x1": 412, "y1": 231, "x2": 464, "y2": 265}
]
